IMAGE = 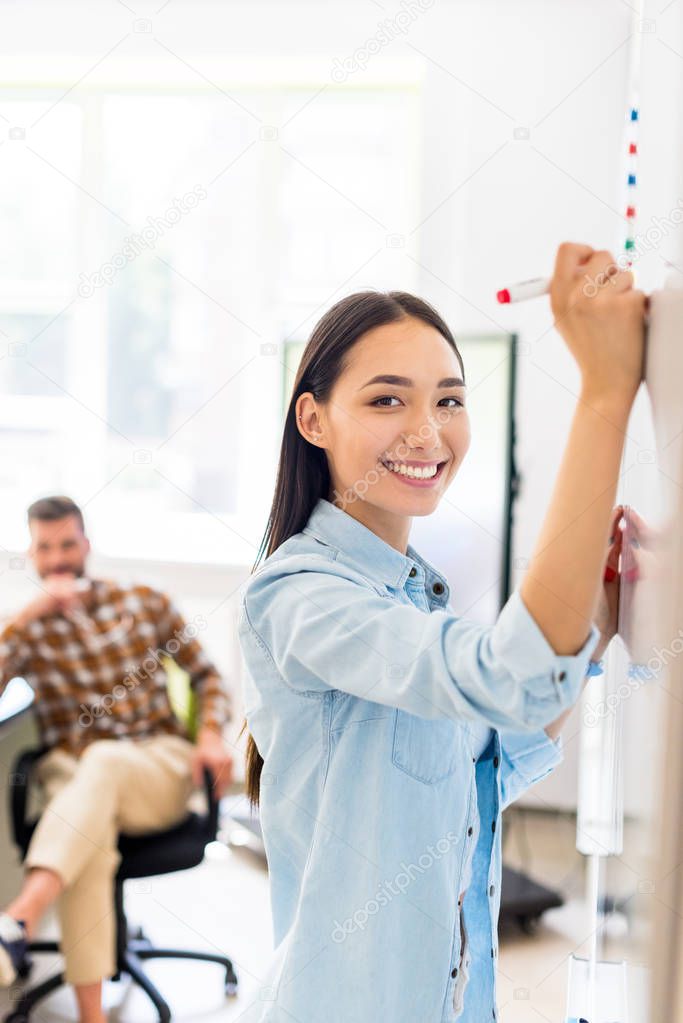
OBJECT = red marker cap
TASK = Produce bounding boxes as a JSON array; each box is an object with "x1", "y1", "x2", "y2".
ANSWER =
[
  {"x1": 496, "y1": 289, "x2": 511, "y2": 304},
  {"x1": 629, "y1": 142, "x2": 637, "y2": 154}
]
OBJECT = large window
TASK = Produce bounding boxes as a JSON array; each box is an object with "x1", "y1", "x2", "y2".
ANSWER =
[{"x1": 2, "y1": 67, "x2": 420, "y2": 562}]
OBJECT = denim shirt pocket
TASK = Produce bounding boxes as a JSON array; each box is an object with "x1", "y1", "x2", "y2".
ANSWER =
[{"x1": 391, "y1": 709, "x2": 459, "y2": 784}]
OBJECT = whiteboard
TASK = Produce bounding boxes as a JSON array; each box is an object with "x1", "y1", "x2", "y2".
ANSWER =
[{"x1": 587, "y1": 1, "x2": 683, "y2": 1002}]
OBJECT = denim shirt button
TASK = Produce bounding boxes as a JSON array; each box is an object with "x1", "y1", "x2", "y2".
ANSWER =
[
  {"x1": 432, "y1": 581, "x2": 445, "y2": 595},
  {"x1": 489, "y1": 884, "x2": 495, "y2": 896},
  {"x1": 408, "y1": 566, "x2": 417, "y2": 578},
  {"x1": 451, "y1": 967, "x2": 458, "y2": 978},
  {"x1": 467, "y1": 826, "x2": 473, "y2": 836}
]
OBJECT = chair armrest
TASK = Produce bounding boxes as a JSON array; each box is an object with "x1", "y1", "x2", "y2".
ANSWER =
[
  {"x1": 9, "y1": 746, "x2": 50, "y2": 853},
  {"x1": 202, "y1": 766, "x2": 219, "y2": 840}
]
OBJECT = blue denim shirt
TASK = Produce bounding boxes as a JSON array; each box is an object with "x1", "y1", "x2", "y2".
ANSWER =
[{"x1": 238, "y1": 497, "x2": 600, "y2": 1023}]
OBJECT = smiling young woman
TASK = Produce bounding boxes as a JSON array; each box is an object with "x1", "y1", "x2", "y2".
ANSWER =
[
  {"x1": 236, "y1": 243, "x2": 646, "y2": 1022},
  {"x1": 295, "y1": 308, "x2": 471, "y2": 553}
]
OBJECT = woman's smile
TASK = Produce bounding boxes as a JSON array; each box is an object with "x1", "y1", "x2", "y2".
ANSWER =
[{"x1": 379, "y1": 457, "x2": 449, "y2": 488}]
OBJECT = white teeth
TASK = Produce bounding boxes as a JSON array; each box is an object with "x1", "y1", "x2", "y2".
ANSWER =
[{"x1": 384, "y1": 461, "x2": 438, "y2": 479}]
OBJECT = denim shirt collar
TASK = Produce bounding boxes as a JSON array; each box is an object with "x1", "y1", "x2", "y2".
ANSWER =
[{"x1": 301, "y1": 497, "x2": 450, "y2": 601}]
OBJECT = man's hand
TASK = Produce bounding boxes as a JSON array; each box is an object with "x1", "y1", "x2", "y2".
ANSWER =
[
  {"x1": 13, "y1": 574, "x2": 85, "y2": 629},
  {"x1": 191, "y1": 725, "x2": 234, "y2": 798}
]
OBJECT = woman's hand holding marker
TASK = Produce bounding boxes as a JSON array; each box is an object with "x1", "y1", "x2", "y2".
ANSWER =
[
  {"x1": 500, "y1": 243, "x2": 648, "y2": 406},
  {"x1": 549, "y1": 245, "x2": 646, "y2": 407}
]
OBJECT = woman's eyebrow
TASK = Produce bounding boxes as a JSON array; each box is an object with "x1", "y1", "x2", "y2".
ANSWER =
[{"x1": 359, "y1": 374, "x2": 465, "y2": 389}]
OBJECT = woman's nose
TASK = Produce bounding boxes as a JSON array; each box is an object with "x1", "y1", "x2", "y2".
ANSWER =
[{"x1": 401, "y1": 423, "x2": 439, "y2": 447}]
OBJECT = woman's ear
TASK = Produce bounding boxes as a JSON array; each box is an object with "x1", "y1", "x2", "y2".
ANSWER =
[{"x1": 296, "y1": 395, "x2": 325, "y2": 445}]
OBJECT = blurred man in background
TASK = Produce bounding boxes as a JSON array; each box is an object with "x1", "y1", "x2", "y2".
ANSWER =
[{"x1": 0, "y1": 496, "x2": 234, "y2": 1023}]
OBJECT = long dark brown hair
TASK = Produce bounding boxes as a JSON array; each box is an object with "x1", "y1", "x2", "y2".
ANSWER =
[{"x1": 239, "y1": 289, "x2": 464, "y2": 807}]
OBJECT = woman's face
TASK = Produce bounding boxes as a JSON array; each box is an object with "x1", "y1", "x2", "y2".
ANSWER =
[{"x1": 297, "y1": 315, "x2": 471, "y2": 547}]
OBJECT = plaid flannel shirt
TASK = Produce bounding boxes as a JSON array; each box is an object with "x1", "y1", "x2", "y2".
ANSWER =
[{"x1": 0, "y1": 577, "x2": 232, "y2": 756}]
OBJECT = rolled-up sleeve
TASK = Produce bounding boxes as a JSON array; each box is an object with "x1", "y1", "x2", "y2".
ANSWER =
[
  {"x1": 242, "y1": 558, "x2": 601, "y2": 734},
  {"x1": 499, "y1": 727, "x2": 565, "y2": 811}
]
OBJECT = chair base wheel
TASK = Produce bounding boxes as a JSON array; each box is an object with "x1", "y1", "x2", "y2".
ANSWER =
[
  {"x1": 16, "y1": 956, "x2": 33, "y2": 980},
  {"x1": 225, "y1": 963, "x2": 238, "y2": 996}
]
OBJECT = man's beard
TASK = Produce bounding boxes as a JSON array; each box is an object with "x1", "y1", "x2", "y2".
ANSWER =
[{"x1": 41, "y1": 563, "x2": 86, "y2": 579}]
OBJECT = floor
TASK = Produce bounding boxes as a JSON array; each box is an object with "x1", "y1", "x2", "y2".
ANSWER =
[{"x1": 0, "y1": 803, "x2": 652, "y2": 1023}]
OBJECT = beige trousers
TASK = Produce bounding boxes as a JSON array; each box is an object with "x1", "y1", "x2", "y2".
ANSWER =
[{"x1": 23, "y1": 734, "x2": 195, "y2": 986}]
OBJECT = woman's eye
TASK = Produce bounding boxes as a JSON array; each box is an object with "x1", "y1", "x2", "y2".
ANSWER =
[
  {"x1": 370, "y1": 395, "x2": 464, "y2": 408},
  {"x1": 370, "y1": 396, "x2": 401, "y2": 407}
]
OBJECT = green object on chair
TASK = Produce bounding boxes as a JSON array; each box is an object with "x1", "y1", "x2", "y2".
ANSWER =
[{"x1": 162, "y1": 654, "x2": 198, "y2": 741}]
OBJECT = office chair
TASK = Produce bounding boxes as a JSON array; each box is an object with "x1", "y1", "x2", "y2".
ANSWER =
[{"x1": 5, "y1": 745, "x2": 238, "y2": 1023}]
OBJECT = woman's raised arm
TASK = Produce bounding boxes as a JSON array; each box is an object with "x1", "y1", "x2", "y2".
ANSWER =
[{"x1": 520, "y1": 242, "x2": 646, "y2": 657}]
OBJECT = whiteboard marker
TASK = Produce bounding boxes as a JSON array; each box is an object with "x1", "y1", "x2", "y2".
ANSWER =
[{"x1": 496, "y1": 276, "x2": 551, "y2": 304}]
